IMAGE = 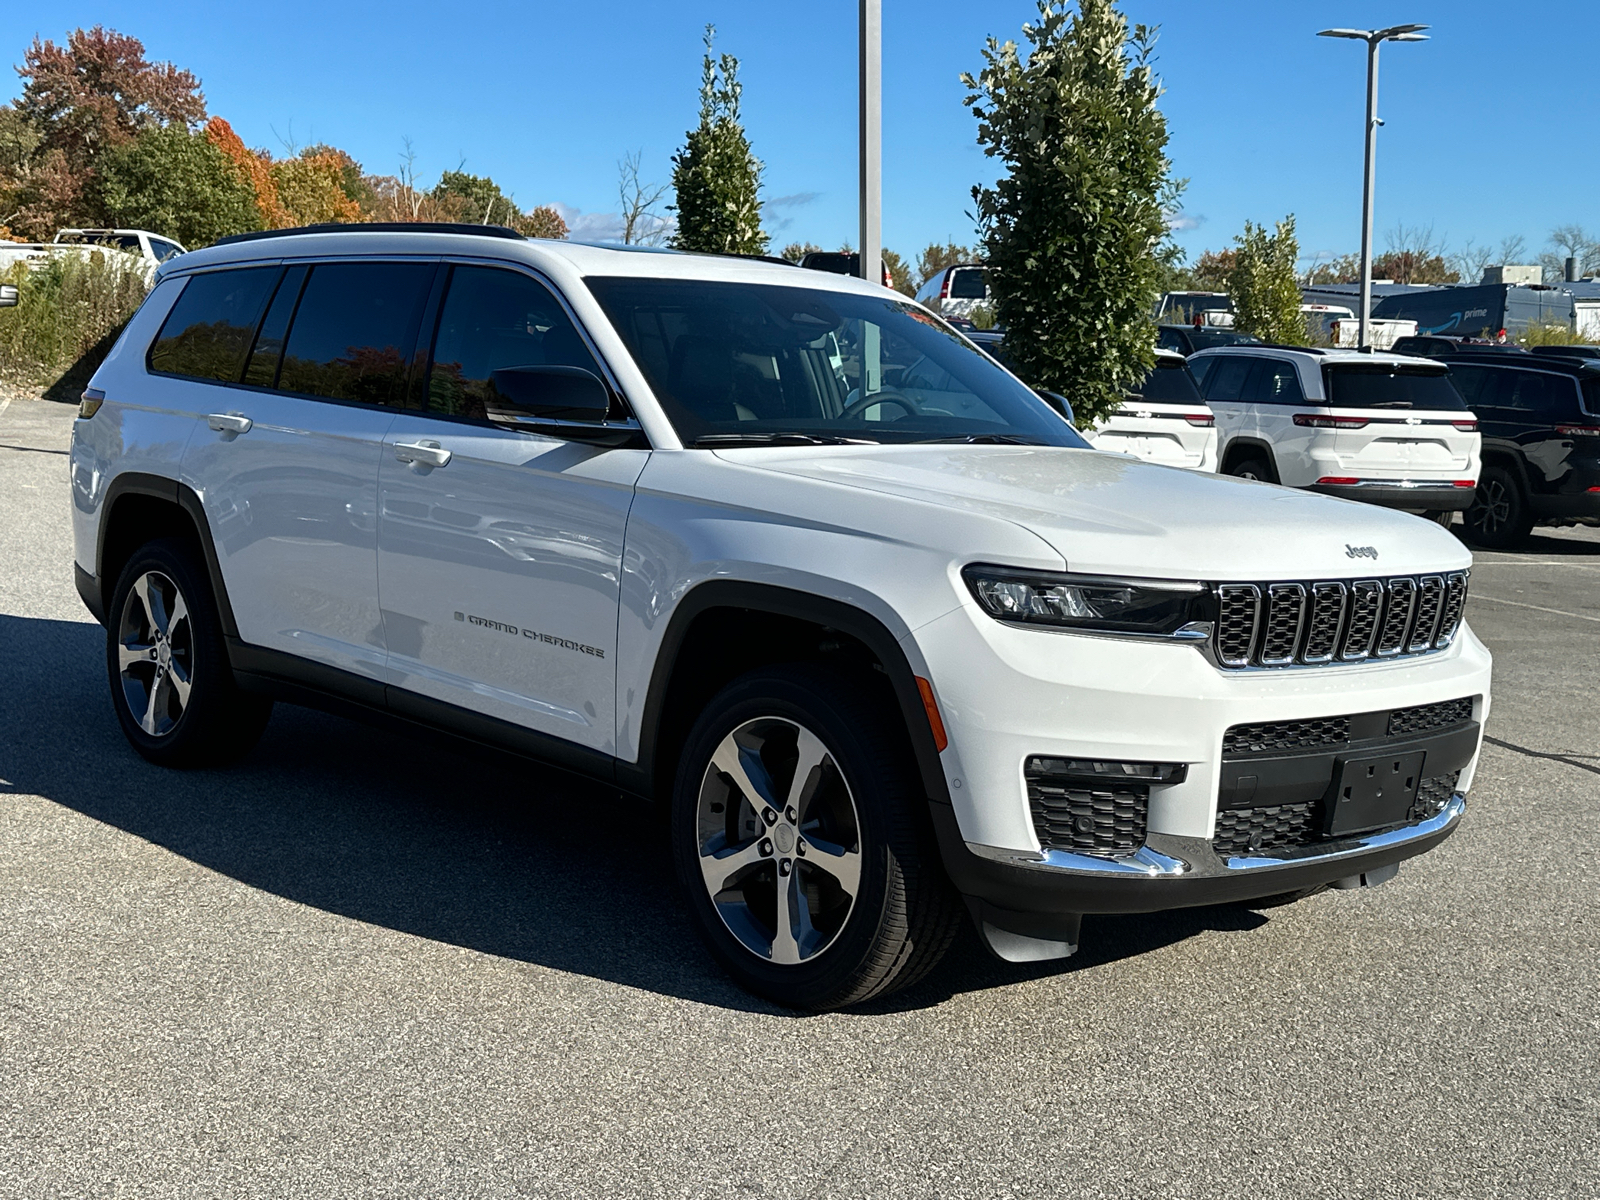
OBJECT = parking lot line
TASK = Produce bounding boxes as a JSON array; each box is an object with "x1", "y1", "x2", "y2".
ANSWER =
[
  {"x1": 1468, "y1": 593, "x2": 1600, "y2": 624},
  {"x1": 1471, "y1": 559, "x2": 1600, "y2": 569}
]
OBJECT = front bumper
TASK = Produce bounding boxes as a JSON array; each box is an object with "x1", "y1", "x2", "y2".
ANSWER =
[
  {"x1": 1310, "y1": 481, "x2": 1475, "y2": 511},
  {"x1": 933, "y1": 792, "x2": 1464, "y2": 919}
]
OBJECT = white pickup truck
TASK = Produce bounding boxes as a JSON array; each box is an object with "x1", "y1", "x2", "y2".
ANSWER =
[{"x1": 0, "y1": 229, "x2": 185, "y2": 282}]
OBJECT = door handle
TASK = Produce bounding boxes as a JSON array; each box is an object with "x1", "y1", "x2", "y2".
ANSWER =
[
  {"x1": 394, "y1": 440, "x2": 452, "y2": 468},
  {"x1": 207, "y1": 412, "x2": 252, "y2": 435}
]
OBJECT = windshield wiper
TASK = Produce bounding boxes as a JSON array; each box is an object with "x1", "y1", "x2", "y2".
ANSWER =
[
  {"x1": 693, "y1": 432, "x2": 881, "y2": 447},
  {"x1": 923, "y1": 433, "x2": 1049, "y2": 446}
]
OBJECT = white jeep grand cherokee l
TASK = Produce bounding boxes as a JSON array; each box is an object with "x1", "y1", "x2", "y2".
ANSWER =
[{"x1": 69, "y1": 226, "x2": 1492, "y2": 1010}]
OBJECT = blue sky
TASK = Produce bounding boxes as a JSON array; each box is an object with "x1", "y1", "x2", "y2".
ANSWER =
[{"x1": 4, "y1": 1, "x2": 1596, "y2": 269}]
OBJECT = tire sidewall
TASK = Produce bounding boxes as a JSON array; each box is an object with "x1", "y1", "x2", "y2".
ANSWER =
[
  {"x1": 1464, "y1": 465, "x2": 1529, "y2": 549},
  {"x1": 670, "y1": 668, "x2": 909, "y2": 1008},
  {"x1": 106, "y1": 539, "x2": 229, "y2": 765}
]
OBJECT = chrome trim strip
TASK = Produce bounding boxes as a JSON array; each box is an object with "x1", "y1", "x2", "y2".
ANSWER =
[
  {"x1": 1224, "y1": 793, "x2": 1464, "y2": 870},
  {"x1": 964, "y1": 842, "x2": 1191, "y2": 878},
  {"x1": 1321, "y1": 478, "x2": 1474, "y2": 489}
]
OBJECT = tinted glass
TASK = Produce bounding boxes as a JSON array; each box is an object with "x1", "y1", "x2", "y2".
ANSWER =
[
  {"x1": 277, "y1": 263, "x2": 433, "y2": 405},
  {"x1": 148, "y1": 267, "x2": 278, "y2": 382},
  {"x1": 1255, "y1": 360, "x2": 1304, "y2": 404},
  {"x1": 150, "y1": 239, "x2": 184, "y2": 263},
  {"x1": 1582, "y1": 377, "x2": 1600, "y2": 416},
  {"x1": 242, "y1": 266, "x2": 308, "y2": 389},
  {"x1": 427, "y1": 265, "x2": 604, "y2": 420},
  {"x1": 1445, "y1": 364, "x2": 1494, "y2": 406},
  {"x1": 587, "y1": 277, "x2": 1088, "y2": 447},
  {"x1": 1502, "y1": 370, "x2": 1578, "y2": 417},
  {"x1": 947, "y1": 268, "x2": 988, "y2": 300},
  {"x1": 1187, "y1": 329, "x2": 1260, "y2": 349},
  {"x1": 1204, "y1": 355, "x2": 1255, "y2": 402},
  {"x1": 1323, "y1": 364, "x2": 1467, "y2": 411},
  {"x1": 1156, "y1": 327, "x2": 1187, "y2": 353},
  {"x1": 1129, "y1": 360, "x2": 1202, "y2": 405}
]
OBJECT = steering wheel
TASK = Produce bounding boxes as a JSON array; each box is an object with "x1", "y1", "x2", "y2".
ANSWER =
[{"x1": 840, "y1": 389, "x2": 920, "y2": 421}]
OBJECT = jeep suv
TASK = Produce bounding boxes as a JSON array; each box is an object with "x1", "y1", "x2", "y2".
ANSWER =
[
  {"x1": 1408, "y1": 349, "x2": 1600, "y2": 547},
  {"x1": 1189, "y1": 345, "x2": 1482, "y2": 522},
  {"x1": 69, "y1": 225, "x2": 1492, "y2": 1010}
]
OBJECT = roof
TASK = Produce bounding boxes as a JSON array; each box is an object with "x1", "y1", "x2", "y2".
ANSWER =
[
  {"x1": 1186, "y1": 344, "x2": 1442, "y2": 369},
  {"x1": 162, "y1": 225, "x2": 887, "y2": 298}
]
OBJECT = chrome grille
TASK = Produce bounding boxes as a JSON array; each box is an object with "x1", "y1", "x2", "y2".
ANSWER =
[
  {"x1": 1376, "y1": 577, "x2": 1417, "y2": 656},
  {"x1": 1211, "y1": 572, "x2": 1468, "y2": 669},
  {"x1": 1259, "y1": 584, "x2": 1307, "y2": 665},
  {"x1": 1437, "y1": 572, "x2": 1468, "y2": 646},
  {"x1": 1408, "y1": 576, "x2": 1445, "y2": 652},
  {"x1": 1340, "y1": 580, "x2": 1383, "y2": 660}
]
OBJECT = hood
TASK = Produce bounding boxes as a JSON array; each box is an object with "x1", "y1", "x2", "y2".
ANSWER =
[{"x1": 717, "y1": 445, "x2": 1472, "y2": 580}]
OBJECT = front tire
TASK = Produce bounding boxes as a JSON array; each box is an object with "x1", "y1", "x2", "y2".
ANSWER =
[
  {"x1": 671, "y1": 665, "x2": 960, "y2": 1010},
  {"x1": 106, "y1": 538, "x2": 272, "y2": 767},
  {"x1": 1462, "y1": 464, "x2": 1534, "y2": 549}
]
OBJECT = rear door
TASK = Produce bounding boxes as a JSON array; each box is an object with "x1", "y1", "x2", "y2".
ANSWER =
[
  {"x1": 1490, "y1": 368, "x2": 1585, "y2": 493},
  {"x1": 1322, "y1": 362, "x2": 1478, "y2": 483},
  {"x1": 179, "y1": 259, "x2": 435, "y2": 680},
  {"x1": 375, "y1": 262, "x2": 648, "y2": 754},
  {"x1": 1249, "y1": 357, "x2": 1316, "y2": 485}
]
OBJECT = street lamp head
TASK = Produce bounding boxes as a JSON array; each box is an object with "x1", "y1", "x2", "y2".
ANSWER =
[
  {"x1": 1317, "y1": 24, "x2": 1429, "y2": 43},
  {"x1": 1376, "y1": 23, "x2": 1430, "y2": 38},
  {"x1": 1317, "y1": 28, "x2": 1372, "y2": 39}
]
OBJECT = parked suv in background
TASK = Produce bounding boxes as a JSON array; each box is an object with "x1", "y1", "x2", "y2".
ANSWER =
[
  {"x1": 1156, "y1": 325, "x2": 1262, "y2": 356},
  {"x1": 1189, "y1": 345, "x2": 1482, "y2": 523},
  {"x1": 1084, "y1": 349, "x2": 1217, "y2": 471},
  {"x1": 913, "y1": 263, "x2": 990, "y2": 318},
  {"x1": 1406, "y1": 349, "x2": 1600, "y2": 547},
  {"x1": 70, "y1": 225, "x2": 1491, "y2": 1010}
]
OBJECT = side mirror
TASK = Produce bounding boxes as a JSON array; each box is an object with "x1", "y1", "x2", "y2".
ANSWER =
[
  {"x1": 1037, "y1": 390, "x2": 1075, "y2": 426},
  {"x1": 489, "y1": 365, "x2": 611, "y2": 421},
  {"x1": 0, "y1": 284, "x2": 17, "y2": 308}
]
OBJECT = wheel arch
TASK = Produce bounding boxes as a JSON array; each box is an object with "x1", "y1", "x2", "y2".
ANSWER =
[
  {"x1": 91, "y1": 472, "x2": 237, "y2": 638},
  {"x1": 1219, "y1": 437, "x2": 1280, "y2": 482},
  {"x1": 623, "y1": 580, "x2": 951, "y2": 809},
  {"x1": 1476, "y1": 445, "x2": 1533, "y2": 494}
]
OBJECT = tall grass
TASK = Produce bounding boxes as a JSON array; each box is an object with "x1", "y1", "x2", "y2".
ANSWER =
[
  {"x1": 0, "y1": 252, "x2": 149, "y2": 395},
  {"x1": 1515, "y1": 317, "x2": 1587, "y2": 348}
]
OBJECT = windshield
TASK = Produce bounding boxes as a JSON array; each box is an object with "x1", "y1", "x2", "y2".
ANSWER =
[
  {"x1": 1323, "y1": 364, "x2": 1467, "y2": 411},
  {"x1": 586, "y1": 277, "x2": 1088, "y2": 447},
  {"x1": 1128, "y1": 360, "x2": 1204, "y2": 405}
]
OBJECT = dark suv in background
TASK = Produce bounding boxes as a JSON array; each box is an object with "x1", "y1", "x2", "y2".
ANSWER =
[{"x1": 1410, "y1": 348, "x2": 1600, "y2": 547}]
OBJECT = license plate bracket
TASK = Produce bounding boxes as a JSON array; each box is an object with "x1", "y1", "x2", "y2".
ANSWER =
[{"x1": 1325, "y1": 750, "x2": 1426, "y2": 836}]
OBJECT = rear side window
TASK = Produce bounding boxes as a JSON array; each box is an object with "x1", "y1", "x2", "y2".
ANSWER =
[
  {"x1": 947, "y1": 268, "x2": 988, "y2": 300},
  {"x1": 148, "y1": 267, "x2": 279, "y2": 382},
  {"x1": 1496, "y1": 370, "x2": 1580, "y2": 418},
  {"x1": 277, "y1": 262, "x2": 434, "y2": 405},
  {"x1": 1445, "y1": 364, "x2": 1494, "y2": 406},
  {"x1": 1130, "y1": 360, "x2": 1202, "y2": 405},
  {"x1": 1251, "y1": 360, "x2": 1303, "y2": 404},
  {"x1": 1322, "y1": 364, "x2": 1467, "y2": 411},
  {"x1": 1156, "y1": 328, "x2": 1187, "y2": 354},
  {"x1": 1203, "y1": 355, "x2": 1255, "y2": 402},
  {"x1": 425, "y1": 265, "x2": 605, "y2": 419},
  {"x1": 149, "y1": 239, "x2": 184, "y2": 263}
]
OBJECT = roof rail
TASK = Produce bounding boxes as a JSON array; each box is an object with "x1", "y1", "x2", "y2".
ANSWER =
[
  {"x1": 213, "y1": 222, "x2": 524, "y2": 247},
  {"x1": 1254, "y1": 343, "x2": 1328, "y2": 354}
]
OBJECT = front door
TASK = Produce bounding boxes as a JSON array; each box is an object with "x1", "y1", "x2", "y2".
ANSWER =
[{"x1": 376, "y1": 263, "x2": 648, "y2": 754}]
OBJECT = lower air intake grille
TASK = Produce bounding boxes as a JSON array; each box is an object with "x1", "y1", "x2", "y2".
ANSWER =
[
  {"x1": 1387, "y1": 697, "x2": 1474, "y2": 738},
  {"x1": 1212, "y1": 804, "x2": 1316, "y2": 857},
  {"x1": 1410, "y1": 772, "x2": 1460, "y2": 822},
  {"x1": 1223, "y1": 716, "x2": 1351, "y2": 756},
  {"x1": 1027, "y1": 764, "x2": 1148, "y2": 856}
]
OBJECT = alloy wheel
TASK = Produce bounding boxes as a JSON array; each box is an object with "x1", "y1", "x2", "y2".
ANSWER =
[
  {"x1": 116, "y1": 570, "x2": 194, "y2": 737},
  {"x1": 1473, "y1": 478, "x2": 1510, "y2": 535},
  {"x1": 694, "y1": 717, "x2": 863, "y2": 966}
]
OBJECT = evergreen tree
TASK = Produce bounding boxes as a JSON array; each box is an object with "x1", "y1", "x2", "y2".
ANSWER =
[
  {"x1": 963, "y1": 0, "x2": 1174, "y2": 424},
  {"x1": 670, "y1": 26, "x2": 766, "y2": 255},
  {"x1": 1228, "y1": 216, "x2": 1306, "y2": 343}
]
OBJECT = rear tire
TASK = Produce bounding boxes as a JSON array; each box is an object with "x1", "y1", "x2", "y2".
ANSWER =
[
  {"x1": 1228, "y1": 456, "x2": 1272, "y2": 482},
  {"x1": 670, "y1": 665, "x2": 961, "y2": 1010},
  {"x1": 1462, "y1": 464, "x2": 1534, "y2": 549},
  {"x1": 106, "y1": 538, "x2": 272, "y2": 767}
]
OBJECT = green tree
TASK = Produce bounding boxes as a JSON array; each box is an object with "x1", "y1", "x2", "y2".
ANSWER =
[
  {"x1": 780, "y1": 241, "x2": 821, "y2": 263},
  {"x1": 915, "y1": 240, "x2": 972, "y2": 287},
  {"x1": 432, "y1": 169, "x2": 518, "y2": 225},
  {"x1": 670, "y1": 25, "x2": 767, "y2": 255},
  {"x1": 881, "y1": 247, "x2": 914, "y2": 295},
  {"x1": 97, "y1": 123, "x2": 260, "y2": 247},
  {"x1": 1228, "y1": 216, "x2": 1305, "y2": 343},
  {"x1": 963, "y1": 0, "x2": 1174, "y2": 424}
]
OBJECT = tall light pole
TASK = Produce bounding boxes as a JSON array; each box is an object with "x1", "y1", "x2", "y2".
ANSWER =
[
  {"x1": 1317, "y1": 24, "x2": 1428, "y2": 348},
  {"x1": 859, "y1": 0, "x2": 882, "y2": 288}
]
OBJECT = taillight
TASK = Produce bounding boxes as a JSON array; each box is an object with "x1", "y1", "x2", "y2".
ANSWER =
[
  {"x1": 1452, "y1": 480, "x2": 1477, "y2": 488},
  {"x1": 1452, "y1": 418, "x2": 1478, "y2": 432},
  {"x1": 1183, "y1": 413, "x2": 1215, "y2": 427},
  {"x1": 1555, "y1": 425, "x2": 1600, "y2": 436},
  {"x1": 1294, "y1": 413, "x2": 1369, "y2": 429},
  {"x1": 939, "y1": 272, "x2": 951, "y2": 300},
  {"x1": 1317, "y1": 476, "x2": 1360, "y2": 485},
  {"x1": 79, "y1": 387, "x2": 105, "y2": 419}
]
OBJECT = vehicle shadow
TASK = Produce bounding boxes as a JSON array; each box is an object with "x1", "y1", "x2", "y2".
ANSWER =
[{"x1": 1, "y1": 613, "x2": 1268, "y2": 1015}]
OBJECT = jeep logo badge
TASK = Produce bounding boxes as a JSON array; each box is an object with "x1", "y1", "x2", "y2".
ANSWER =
[{"x1": 1345, "y1": 544, "x2": 1379, "y2": 560}]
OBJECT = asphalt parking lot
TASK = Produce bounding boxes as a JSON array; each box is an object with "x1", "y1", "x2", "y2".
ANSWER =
[{"x1": 2, "y1": 392, "x2": 1596, "y2": 1199}]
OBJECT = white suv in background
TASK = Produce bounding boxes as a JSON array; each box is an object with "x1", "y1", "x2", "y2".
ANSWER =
[
  {"x1": 1085, "y1": 349, "x2": 1217, "y2": 471},
  {"x1": 69, "y1": 226, "x2": 1491, "y2": 1010},
  {"x1": 912, "y1": 263, "x2": 990, "y2": 318},
  {"x1": 1189, "y1": 346, "x2": 1482, "y2": 522}
]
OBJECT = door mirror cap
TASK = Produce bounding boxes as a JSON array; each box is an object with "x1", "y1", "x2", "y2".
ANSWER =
[
  {"x1": 1037, "y1": 390, "x2": 1075, "y2": 425},
  {"x1": 489, "y1": 365, "x2": 611, "y2": 421},
  {"x1": 0, "y1": 283, "x2": 18, "y2": 308}
]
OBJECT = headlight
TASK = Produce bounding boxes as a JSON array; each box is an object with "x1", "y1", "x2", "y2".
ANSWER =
[{"x1": 962, "y1": 564, "x2": 1211, "y2": 637}]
